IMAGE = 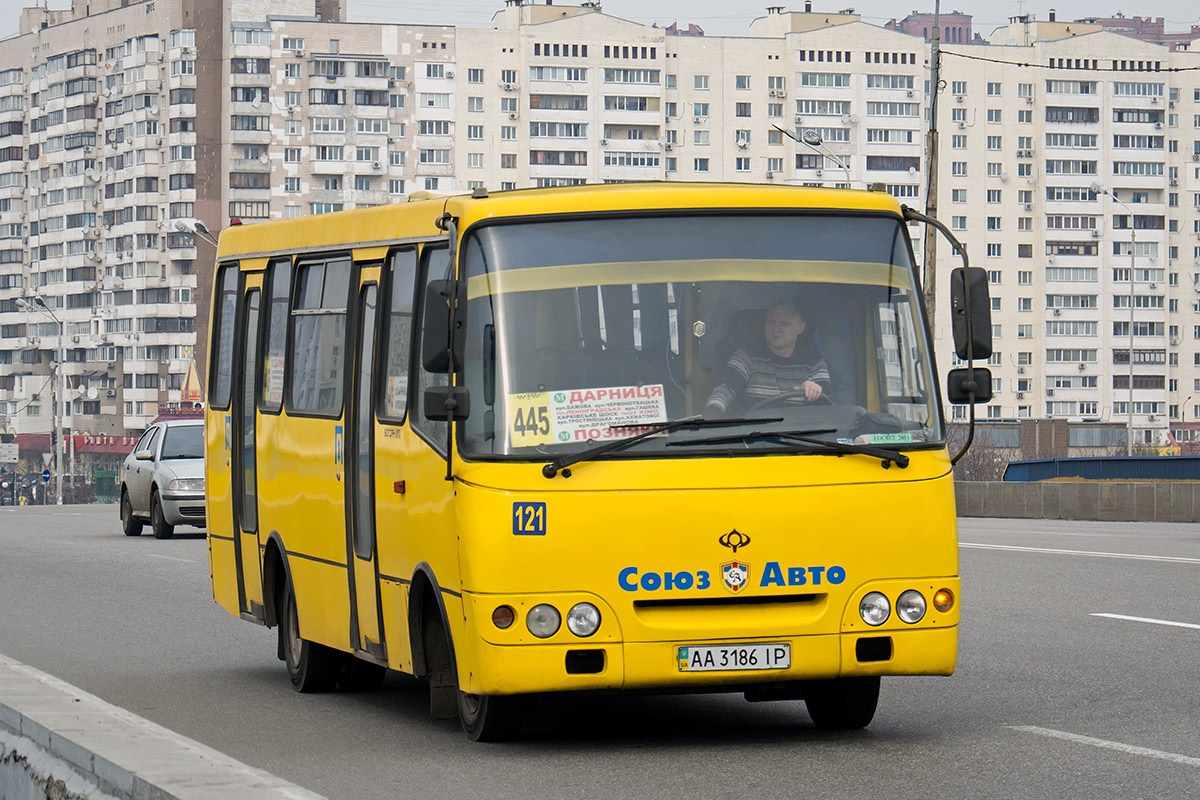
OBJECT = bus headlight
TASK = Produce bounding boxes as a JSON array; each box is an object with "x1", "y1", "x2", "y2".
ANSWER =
[
  {"x1": 526, "y1": 604, "x2": 561, "y2": 638},
  {"x1": 859, "y1": 592, "x2": 891, "y2": 626},
  {"x1": 896, "y1": 590, "x2": 927, "y2": 624},
  {"x1": 565, "y1": 603, "x2": 601, "y2": 637}
]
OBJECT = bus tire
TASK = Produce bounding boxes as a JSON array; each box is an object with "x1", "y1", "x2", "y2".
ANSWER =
[
  {"x1": 338, "y1": 656, "x2": 387, "y2": 692},
  {"x1": 121, "y1": 491, "x2": 143, "y2": 537},
  {"x1": 457, "y1": 691, "x2": 526, "y2": 743},
  {"x1": 150, "y1": 490, "x2": 174, "y2": 539},
  {"x1": 802, "y1": 676, "x2": 880, "y2": 730},
  {"x1": 282, "y1": 578, "x2": 340, "y2": 693},
  {"x1": 422, "y1": 610, "x2": 525, "y2": 741}
]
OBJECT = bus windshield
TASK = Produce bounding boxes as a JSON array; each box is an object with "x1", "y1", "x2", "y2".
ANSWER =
[{"x1": 459, "y1": 213, "x2": 942, "y2": 460}]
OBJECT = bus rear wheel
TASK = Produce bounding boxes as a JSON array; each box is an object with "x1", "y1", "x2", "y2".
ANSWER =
[
  {"x1": 281, "y1": 578, "x2": 340, "y2": 693},
  {"x1": 802, "y1": 676, "x2": 880, "y2": 730}
]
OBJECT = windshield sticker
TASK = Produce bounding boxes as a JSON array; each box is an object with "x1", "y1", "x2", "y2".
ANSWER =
[
  {"x1": 507, "y1": 385, "x2": 668, "y2": 448},
  {"x1": 854, "y1": 432, "x2": 914, "y2": 445}
]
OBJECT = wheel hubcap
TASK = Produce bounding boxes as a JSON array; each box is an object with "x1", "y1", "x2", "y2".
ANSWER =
[{"x1": 286, "y1": 598, "x2": 301, "y2": 670}]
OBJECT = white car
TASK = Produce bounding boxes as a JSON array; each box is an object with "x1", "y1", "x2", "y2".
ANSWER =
[{"x1": 120, "y1": 418, "x2": 206, "y2": 539}]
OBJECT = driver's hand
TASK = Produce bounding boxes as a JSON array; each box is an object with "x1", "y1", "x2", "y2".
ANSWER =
[{"x1": 798, "y1": 381, "x2": 823, "y2": 401}]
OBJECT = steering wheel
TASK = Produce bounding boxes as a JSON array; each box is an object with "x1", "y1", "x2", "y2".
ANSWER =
[{"x1": 750, "y1": 390, "x2": 835, "y2": 412}]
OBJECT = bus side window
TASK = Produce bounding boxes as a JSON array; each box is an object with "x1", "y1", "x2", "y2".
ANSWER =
[
  {"x1": 289, "y1": 257, "x2": 352, "y2": 417},
  {"x1": 412, "y1": 244, "x2": 451, "y2": 452},
  {"x1": 209, "y1": 263, "x2": 240, "y2": 411},
  {"x1": 260, "y1": 258, "x2": 292, "y2": 414},
  {"x1": 379, "y1": 247, "x2": 418, "y2": 423}
]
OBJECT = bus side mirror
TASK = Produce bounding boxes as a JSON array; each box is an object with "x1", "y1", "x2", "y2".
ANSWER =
[
  {"x1": 422, "y1": 279, "x2": 466, "y2": 373},
  {"x1": 950, "y1": 267, "x2": 992, "y2": 361},
  {"x1": 424, "y1": 386, "x2": 471, "y2": 421},
  {"x1": 946, "y1": 368, "x2": 993, "y2": 405}
]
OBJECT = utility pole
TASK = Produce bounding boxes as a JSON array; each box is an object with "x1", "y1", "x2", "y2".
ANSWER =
[{"x1": 923, "y1": 0, "x2": 943, "y2": 329}]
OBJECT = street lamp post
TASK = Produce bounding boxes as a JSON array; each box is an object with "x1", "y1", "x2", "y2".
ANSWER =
[
  {"x1": 799, "y1": 129, "x2": 851, "y2": 186},
  {"x1": 1092, "y1": 182, "x2": 1136, "y2": 456},
  {"x1": 17, "y1": 295, "x2": 66, "y2": 504},
  {"x1": 1184, "y1": 396, "x2": 1193, "y2": 455}
]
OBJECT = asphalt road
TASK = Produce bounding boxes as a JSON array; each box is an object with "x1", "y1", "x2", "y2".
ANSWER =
[{"x1": 0, "y1": 506, "x2": 1197, "y2": 799}]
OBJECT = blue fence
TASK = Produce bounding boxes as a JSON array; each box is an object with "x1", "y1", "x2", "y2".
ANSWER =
[{"x1": 1003, "y1": 456, "x2": 1200, "y2": 482}]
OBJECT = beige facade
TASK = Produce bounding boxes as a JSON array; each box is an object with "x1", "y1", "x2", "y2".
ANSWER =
[{"x1": 2, "y1": 1, "x2": 1200, "y2": 450}]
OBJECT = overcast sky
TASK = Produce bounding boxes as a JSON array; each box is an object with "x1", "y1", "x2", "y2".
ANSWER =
[{"x1": 1, "y1": 1, "x2": 1197, "y2": 44}]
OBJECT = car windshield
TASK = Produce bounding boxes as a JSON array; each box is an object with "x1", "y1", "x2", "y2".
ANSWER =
[
  {"x1": 160, "y1": 425, "x2": 204, "y2": 460},
  {"x1": 458, "y1": 212, "x2": 942, "y2": 460}
]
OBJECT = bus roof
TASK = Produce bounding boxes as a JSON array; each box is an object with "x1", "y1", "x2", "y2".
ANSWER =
[{"x1": 214, "y1": 182, "x2": 905, "y2": 262}]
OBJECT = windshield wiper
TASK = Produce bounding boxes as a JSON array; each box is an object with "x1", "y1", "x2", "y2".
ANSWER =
[
  {"x1": 776, "y1": 432, "x2": 909, "y2": 468},
  {"x1": 667, "y1": 428, "x2": 908, "y2": 469},
  {"x1": 665, "y1": 427, "x2": 835, "y2": 448},
  {"x1": 541, "y1": 416, "x2": 783, "y2": 479}
]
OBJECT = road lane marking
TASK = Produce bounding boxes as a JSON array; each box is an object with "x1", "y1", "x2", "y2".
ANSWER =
[
  {"x1": 146, "y1": 553, "x2": 195, "y2": 563},
  {"x1": 1009, "y1": 726, "x2": 1200, "y2": 768},
  {"x1": 1090, "y1": 613, "x2": 1200, "y2": 631},
  {"x1": 961, "y1": 542, "x2": 1200, "y2": 565}
]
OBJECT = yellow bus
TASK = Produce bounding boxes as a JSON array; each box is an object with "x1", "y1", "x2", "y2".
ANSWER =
[{"x1": 204, "y1": 182, "x2": 992, "y2": 741}]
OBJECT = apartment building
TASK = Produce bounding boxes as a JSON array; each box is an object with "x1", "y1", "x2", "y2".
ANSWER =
[{"x1": 1, "y1": 0, "x2": 1199, "y2": 458}]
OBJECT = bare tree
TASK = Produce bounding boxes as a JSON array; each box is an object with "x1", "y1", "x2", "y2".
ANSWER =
[{"x1": 947, "y1": 425, "x2": 1014, "y2": 482}]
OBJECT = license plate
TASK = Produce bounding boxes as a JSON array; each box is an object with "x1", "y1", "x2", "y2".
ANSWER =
[{"x1": 677, "y1": 643, "x2": 791, "y2": 672}]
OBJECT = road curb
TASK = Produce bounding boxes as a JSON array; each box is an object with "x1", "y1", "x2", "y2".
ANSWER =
[{"x1": 0, "y1": 654, "x2": 327, "y2": 800}]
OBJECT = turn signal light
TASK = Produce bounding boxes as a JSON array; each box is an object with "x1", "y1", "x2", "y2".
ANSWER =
[
  {"x1": 932, "y1": 588, "x2": 955, "y2": 613},
  {"x1": 491, "y1": 605, "x2": 515, "y2": 629}
]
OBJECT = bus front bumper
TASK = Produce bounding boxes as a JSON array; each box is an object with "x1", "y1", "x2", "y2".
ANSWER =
[{"x1": 458, "y1": 625, "x2": 957, "y2": 696}]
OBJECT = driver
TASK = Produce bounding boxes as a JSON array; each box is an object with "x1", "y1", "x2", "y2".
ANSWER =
[{"x1": 705, "y1": 301, "x2": 830, "y2": 417}]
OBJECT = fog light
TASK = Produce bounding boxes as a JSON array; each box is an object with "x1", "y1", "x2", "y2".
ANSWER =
[
  {"x1": 896, "y1": 590, "x2": 926, "y2": 624},
  {"x1": 859, "y1": 592, "x2": 890, "y2": 626},
  {"x1": 566, "y1": 603, "x2": 601, "y2": 637},
  {"x1": 933, "y1": 588, "x2": 955, "y2": 613},
  {"x1": 526, "y1": 604, "x2": 561, "y2": 638},
  {"x1": 491, "y1": 605, "x2": 515, "y2": 629}
]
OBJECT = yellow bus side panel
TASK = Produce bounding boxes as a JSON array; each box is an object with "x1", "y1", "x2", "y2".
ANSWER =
[
  {"x1": 208, "y1": 535, "x2": 240, "y2": 618},
  {"x1": 205, "y1": 412, "x2": 238, "y2": 614},
  {"x1": 373, "y1": 427, "x2": 461, "y2": 671},
  {"x1": 256, "y1": 414, "x2": 350, "y2": 649},
  {"x1": 288, "y1": 557, "x2": 352, "y2": 650},
  {"x1": 379, "y1": 580, "x2": 413, "y2": 673}
]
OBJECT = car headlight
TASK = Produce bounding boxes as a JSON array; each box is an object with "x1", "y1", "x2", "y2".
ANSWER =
[
  {"x1": 896, "y1": 590, "x2": 927, "y2": 624},
  {"x1": 859, "y1": 592, "x2": 891, "y2": 626},
  {"x1": 526, "y1": 604, "x2": 561, "y2": 638},
  {"x1": 565, "y1": 603, "x2": 601, "y2": 637},
  {"x1": 167, "y1": 478, "x2": 205, "y2": 492}
]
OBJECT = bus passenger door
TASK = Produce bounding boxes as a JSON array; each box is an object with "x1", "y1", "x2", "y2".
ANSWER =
[
  {"x1": 347, "y1": 282, "x2": 386, "y2": 661},
  {"x1": 233, "y1": 286, "x2": 265, "y2": 618}
]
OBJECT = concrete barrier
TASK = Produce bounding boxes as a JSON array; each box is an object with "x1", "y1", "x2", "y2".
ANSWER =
[
  {"x1": 955, "y1": 481, "x2": 1200, "y2": 522},
  {"x1": 0, "y1": 655, "x2": 326, "y2": 800}
]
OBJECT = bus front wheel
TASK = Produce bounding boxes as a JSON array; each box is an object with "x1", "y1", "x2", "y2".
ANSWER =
[
  {"x1": 281, "y1": 578, "x2": 340, "y2": 693},
  {"x1": 423, "y1": 613, "x2": 526, "y2": 742},
  {"x1": 457, "y1": 691, "x2": 526, "y2": 743},
  {"x1": 802, "y1": 676, "x2": 880, "y2": 730}
]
